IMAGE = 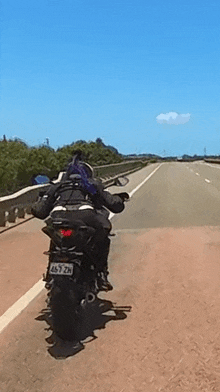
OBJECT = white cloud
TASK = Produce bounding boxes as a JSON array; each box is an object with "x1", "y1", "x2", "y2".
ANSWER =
[{"x1": 156, "y1": 112, "x2": 191, "y2": 125}]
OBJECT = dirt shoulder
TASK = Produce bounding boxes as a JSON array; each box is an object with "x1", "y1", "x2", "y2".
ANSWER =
[{"x1": 0, "y1": 218, "x2": 48, "y2": 316}]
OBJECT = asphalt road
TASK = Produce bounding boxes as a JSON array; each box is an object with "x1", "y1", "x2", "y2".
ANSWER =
[
  {"x1": 1, "y1": 161, "x2": 220, "y2": 392},
  {"x1": 112, "y1": 161, "x2": 220, "y2": 229}
]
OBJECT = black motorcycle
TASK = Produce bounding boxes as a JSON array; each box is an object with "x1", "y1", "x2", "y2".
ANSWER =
[{"x1": 40, "y1": 176, "x2": 129, "y2": 342}]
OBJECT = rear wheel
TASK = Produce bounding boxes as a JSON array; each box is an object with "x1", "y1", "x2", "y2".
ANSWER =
[{"x1": 50, "y1": 284, "x2": 81, "y2": 341}]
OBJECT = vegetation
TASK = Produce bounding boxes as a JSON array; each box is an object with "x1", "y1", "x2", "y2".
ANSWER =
[{"x1": 0, "y1": 137, "x2": 124, "y2": 196}]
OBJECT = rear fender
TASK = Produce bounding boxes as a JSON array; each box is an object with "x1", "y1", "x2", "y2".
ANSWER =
[{"x1": 42, "y1": 223, "x2": 96, "y2": 249}]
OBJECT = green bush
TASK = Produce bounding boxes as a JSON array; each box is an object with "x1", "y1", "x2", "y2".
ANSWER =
[{"x1": 0, "y1": 138, "x2": 123, "y2": 196}]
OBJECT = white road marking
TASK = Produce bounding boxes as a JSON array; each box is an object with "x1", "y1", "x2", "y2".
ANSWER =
[
  {"x1": 196, "y1": 173, "x2": 200, "y2": 176},
  {"x1": 204, "y1": 162, "x2": 220, "y2": 169},
  {"x1": 0, "y1": 280, "x2": 45, "y2": 333},
  {"x1": 0, "y1": 163, "x2": 163, "y2": 333},
  {"x1": 109, "y1": 163, "x2": 163, "y2": 219},
  {"x1": 205, "y1": 179, "x2": 211, "y2": 183},
  {"x1": 129, "y1": 163, "x2": 163, "y2": 197}
]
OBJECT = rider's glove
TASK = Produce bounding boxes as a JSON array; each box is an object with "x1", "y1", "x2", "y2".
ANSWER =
[{"x1": 115, "y1": 192, "x2": 130, "y2": 202}]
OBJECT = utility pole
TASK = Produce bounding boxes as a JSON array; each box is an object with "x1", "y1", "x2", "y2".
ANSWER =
[{"x1": 204, "y1": 147, "x2": 206, "y2": 157}]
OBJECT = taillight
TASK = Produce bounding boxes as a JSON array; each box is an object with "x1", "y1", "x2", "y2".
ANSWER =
[{"x1": 59, "y1": 228, "x2": 74, "y2": 237}]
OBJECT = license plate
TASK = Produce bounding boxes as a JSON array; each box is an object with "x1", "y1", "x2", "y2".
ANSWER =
[{"x1": 49, "y1": 262, "x2": 74, "y2": 276}]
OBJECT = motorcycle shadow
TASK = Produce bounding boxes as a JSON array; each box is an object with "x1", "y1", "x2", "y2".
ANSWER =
[{"x1": 36, "y1": 297, "x2": 132, "y2": 359}]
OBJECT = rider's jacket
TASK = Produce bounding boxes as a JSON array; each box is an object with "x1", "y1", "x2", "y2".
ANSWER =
[{"x1": 31, "y1": 176, "x2": 126, "y2": 220}]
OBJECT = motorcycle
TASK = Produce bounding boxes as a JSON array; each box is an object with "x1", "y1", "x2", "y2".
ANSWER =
[{"x1": 38, "y1": 175, "x2": 129, "y2": 342}]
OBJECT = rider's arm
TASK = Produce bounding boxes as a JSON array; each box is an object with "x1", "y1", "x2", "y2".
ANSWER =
[
  {"x1": 91, "y1": 179, "x2": 128, "y2": 213},
  {"x1": 100, "y1": 190, "x2": 126, "y2": 213},
  {"x1": 31, "y1": 183, "x2": 60, "y2": 220}
]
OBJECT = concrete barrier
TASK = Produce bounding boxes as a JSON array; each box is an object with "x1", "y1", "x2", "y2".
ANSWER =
[{"x1": 204, "y1": 158, "x2": 220, "y2": 164}]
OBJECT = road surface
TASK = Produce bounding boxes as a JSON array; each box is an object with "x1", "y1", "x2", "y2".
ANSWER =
[{"x1": 1, "y1": 161, "x2": 220, "y2": 391}]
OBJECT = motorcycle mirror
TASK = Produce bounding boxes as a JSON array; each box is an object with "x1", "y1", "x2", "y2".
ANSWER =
[
  {"x1": 115, "y1": 176, "x2": 129, "y2": 186},
  {"x1": 32, "y1": 174, "x2": 51, "y2": 185}
]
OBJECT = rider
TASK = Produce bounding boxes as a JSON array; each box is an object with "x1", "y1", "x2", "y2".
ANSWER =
[{"x1": 31, "y1": 151, "x2": 129, "y2": 291}]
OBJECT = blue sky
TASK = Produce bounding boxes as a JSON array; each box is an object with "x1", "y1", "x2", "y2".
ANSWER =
[{"x1": 0, "y1": 0, "x2": 219, "y2": 156}]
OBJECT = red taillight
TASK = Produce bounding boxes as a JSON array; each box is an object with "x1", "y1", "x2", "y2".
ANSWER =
[{"x1": 59, "y1": 229, "x2": 74, "y2": 237}]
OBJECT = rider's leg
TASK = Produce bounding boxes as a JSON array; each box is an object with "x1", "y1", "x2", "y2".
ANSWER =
[
  {"x1": 92, "y1": 212, "x2": 113, "y2": 290},
  {"x1": 95, "y1": 236, "x2": 113, "y2": 291}
]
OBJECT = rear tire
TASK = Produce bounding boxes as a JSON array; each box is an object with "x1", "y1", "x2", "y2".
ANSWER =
[{"x1": 50, "y1": 284, "x2": 81, "y2": 341}]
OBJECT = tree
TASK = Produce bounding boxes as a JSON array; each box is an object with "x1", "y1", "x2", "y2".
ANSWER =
[
  {"x1": 0, "y1": 138, "x2": 123, "y2": 196},
  {"x1": 95, "y1": 137, "x2": 105, "y2": 146}
]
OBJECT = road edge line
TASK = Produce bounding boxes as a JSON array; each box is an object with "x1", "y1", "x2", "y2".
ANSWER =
[
  {"x1": 109, "y1": 163, "x2": 163, "y2": 219},
  {"x1": 0, "y1": 279, "x2": 45, "y2": 333},
  {"x1": 129, "y1": 163, "x2": 163, "y2": 197}
]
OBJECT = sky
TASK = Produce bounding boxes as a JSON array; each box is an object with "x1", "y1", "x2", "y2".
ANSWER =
[{"x1": 0, "y1": 0, "x2": 220, "y2": 157}]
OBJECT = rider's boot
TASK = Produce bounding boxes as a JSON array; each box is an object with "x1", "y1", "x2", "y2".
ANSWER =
[
  {"x1": 93, "y1": 235, "x2": 113, "y2": 291},
  {"x1": 96, "y1": 268, "x2": 113, "y2": 291}
]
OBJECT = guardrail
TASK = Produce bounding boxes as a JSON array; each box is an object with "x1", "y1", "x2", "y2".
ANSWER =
[
  {"x1": 0, "y1": 160, "x2": 147, "y2": 227},
  {"x1": 204, "y1": 158, "x2": 220, "y2": 164}
]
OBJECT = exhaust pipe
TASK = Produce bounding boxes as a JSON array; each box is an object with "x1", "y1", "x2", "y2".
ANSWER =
[
  {"x1": 80, "y1": 292, "x2": 96, "y2": 308},
  {"x1": 86, "y1": 291, "x2": 96, "y2": 303}
]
